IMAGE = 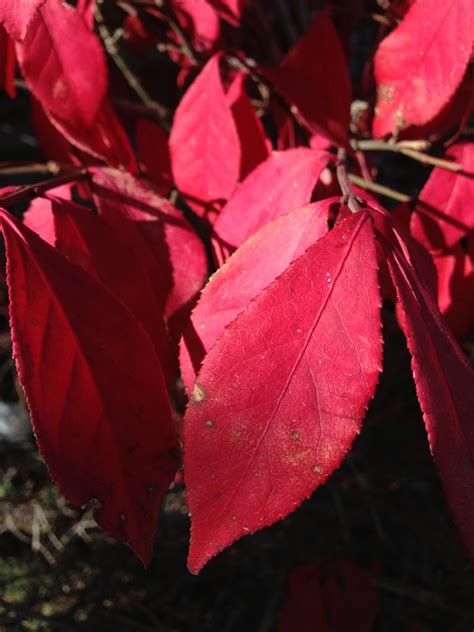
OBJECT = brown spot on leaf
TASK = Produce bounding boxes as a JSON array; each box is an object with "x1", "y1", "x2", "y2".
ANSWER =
[
  {"x1": 191, "y1": 383, "x2": 206, "y2": 403},
  {"x1": 53, "y1": 78, "x2": 69, "y2": 100}
]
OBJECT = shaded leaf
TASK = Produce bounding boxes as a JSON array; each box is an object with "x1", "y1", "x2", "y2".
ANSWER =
[
  {"x1": 226, "y1": 72, "x2": 270, "y2": 180},
  {"x1": 432, "y1": 244, "x2": 474, "y2": 339},
  {"x1": 410, "y1": 142, "x2": 474, "y2": 251},
  {"x1": 43, "y1": 98, "x2": 138, "y2": 173},
  {"x1": 30, "y1": 96, "x2": 75, "y2": 164},
  {"x1": 90, "y1": 169, "x2": 207, "y2": 324},
  {"x1": 266, "y1": 10, "x2": 351, "y2": 147},
  {"x1": 136, "y1": 119, "x2": 173, "y2": 196},
  {"x1": 386, "y1": 233, "x2": 474, "y2": 562},
  {"x1": 184, "y1": 212, "x2": 382, "y2": 573},
  {"x1": 51, "y1": 197, "x2": 170, "y2": 369},
  {"x1": 0, "y1": 209, "x2": 178, "y2": 565},
  {"x1": 0, "y1": 25, "x2": 15, "y2": 97},
  {"x1": 280, "y1": 561, "x2": 377, "y2": 632}
]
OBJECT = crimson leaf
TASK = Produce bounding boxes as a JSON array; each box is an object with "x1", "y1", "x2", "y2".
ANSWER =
[
  {"x1": 169, "y1": 53, "x2": 240, "y2": 217},
  {"x1": 373, "y1": 0, "x2": 473, "y2": 137},
  {"x1": 386, "y1": 236, "x2": 474, "y2": 561},
  {"x1": 16, "y1": 0, "x2": 107, "y2": 127},
  {"x1": 184, "y1": 212, "x2": 382, "y2": 573},
  {"x1": 0, "y1": 209, "x2": 178, "y2": 565},
  {"x1": 214, "y1": 148, "x2": 331, "y2": 252},
  {"x1": 180, "y1": 199, "x2": 335, "y2": 394}
]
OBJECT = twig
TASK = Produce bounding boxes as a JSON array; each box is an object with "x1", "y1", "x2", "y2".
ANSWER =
[
  {"x1": 352, "y1": 139, "x2": 463, "y2": 172},
  {"x1": 4, "y1": 513, "x2": 30, "y2": 544},
  {"x1": 34, "y1": 502, "x2": 65, "y2": 552},
  {"x1": 95, "y1": 0, "x2": 169, "y2": 125},
  {"x1": 0, "y1": 161, "x2": 62, "y2": 177},
  {"x1": 163, "y1": 6, "x2": 199, "y2": 66},
  {"x1": 348, "y1": 173, "x2": 411, "y2": 203},
  {"x1": 0, "y1": 168, "x2": 87, "y2": 209},
  {"x1": 336, "y1": 150, "x2": 362, "y2": 213}
]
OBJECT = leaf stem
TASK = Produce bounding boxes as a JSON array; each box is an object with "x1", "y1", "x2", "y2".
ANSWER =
[{"x1": 336, "y1": 150, "x2": 362, "y2": 213}]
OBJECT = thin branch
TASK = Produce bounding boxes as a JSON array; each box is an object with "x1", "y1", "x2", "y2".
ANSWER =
[
  {"x1": 348, "y1": 173, "x2": 411, "y2": 203},
  {"x1": 164, "y1": 6, "x2": 199, "y2": 66},
  {"x1": 95, "y1": 0, "x2": 169, "y2": 125},
  {"x1": 0, "y1": 161, "x2": 62, "y2": 177},
  {"x1": 400, "y1": 147, "x2": 462, "y2": 171},
  {"x1": 0, "y1": 168, "x2": 88, "y2": 209},
  {"x1": 352, "y1": 139, "x2": 463, "y2": 172}
]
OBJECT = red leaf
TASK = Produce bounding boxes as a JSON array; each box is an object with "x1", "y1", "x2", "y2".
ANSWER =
[
  {"x1": 226, "y1": 72, "x2": 271, "y2": 179},
  {"x1": 23, "y1": 184, "x2": 73, "y2": 245},
  {"x1": 44, "y1": 98, "x2": 138, "y2": 173},
  {"x1": 184, "y1": 212, "x2": 382, "y2": 573},
  {"x1": 30, "y1": 97, "x2": 74, "y2": 164},
  {"x1": 373, "y1": 0, "x2": 473, "y2": 137},
  {"x1": 77, "y1": 0, "x2": 94, "y2": 31},
  {"x1": 169, "y1": 54, "x2": 240, "y2": 218},
  {"x1": 385, "y1": 234, "x2": 474, "y2": 561},
  {"x1": 171, "y1": 0, "x2": 220, "y2": 51},
  {"x1": 0, "y1": 25, "x2": 15, "y2": 98},
  {"x1": 410, "y1": 142, "x2": 474, "y2": 251},
  {"x1": 432, "y1": 244, "x2": 474, "y2": 339},
  {"x1": 136, "y1": 119, "x2": 173, "y2": 196},
  {"x1": 180, "y1": 199, "x2": 335, "y2": 394},
  {"x1": 0, "y1": 0, "x2": 45, "y2": 41},
  {"x1": 16, "y1": 0, "x2": 107, "y2": 128},
  {"x1": 401, "y1": 64, "x2": 474, "y2": 143},
  {"x1": 207, "y1": 0, "x2": 247, "y2": 25},
  {"x1": 266, "y1": 10, "x2": 351, "y2": 148},
  {"x1": 0, "y1": 209, "x2": 178, "y2": 565},
  {"x1": 90, "y1": 169, "x2": 207, "y2": 323},
  {"x1": 280, "y1": 562, "x2": 377, "y2": 632},
  {"x1": 51, "y1": 196, "x2": 170, "y2": 369},
  {"x1": 214, "y1": 148, "x2": 331, "y2": 252}
]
